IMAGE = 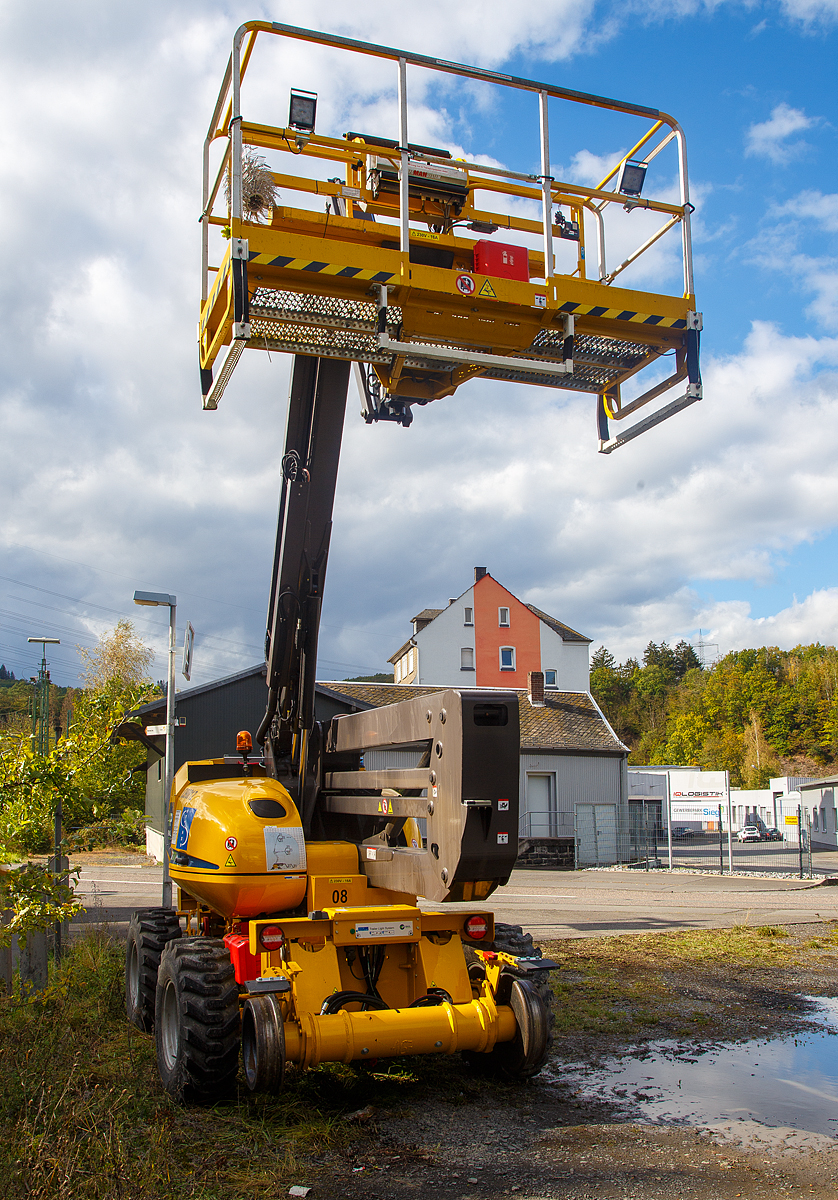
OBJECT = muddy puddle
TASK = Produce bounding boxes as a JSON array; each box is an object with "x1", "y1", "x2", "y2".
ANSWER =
[{"x1": 551, "y1": 997, "x2": 838, "y2": 1139}]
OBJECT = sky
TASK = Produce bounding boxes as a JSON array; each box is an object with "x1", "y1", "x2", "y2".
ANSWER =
[{"x1": 1, "y1": 0, "x2": 837, "y2": 692}]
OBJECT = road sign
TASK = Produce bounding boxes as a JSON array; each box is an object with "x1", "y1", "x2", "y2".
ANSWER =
[{"x1": 182, "y1": 621, "x2": 195, "y2": 681}]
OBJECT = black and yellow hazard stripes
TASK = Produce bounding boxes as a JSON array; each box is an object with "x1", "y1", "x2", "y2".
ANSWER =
[
  {"x1": 558, "y1": 299, "x2": 687, "y2": 329},
  {"x1": 248, "y1": 251, "x2": 394, "y2": 284}
]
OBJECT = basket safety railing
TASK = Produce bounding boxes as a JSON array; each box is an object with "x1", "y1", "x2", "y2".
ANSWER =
[{"x1": 199, "y1": 22, "x2": 701, "y2": 450}]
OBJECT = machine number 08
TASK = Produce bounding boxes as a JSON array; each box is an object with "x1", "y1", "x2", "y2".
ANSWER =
[{"x1": 332, "y1": 889, "x2": 348, "y2": 904}]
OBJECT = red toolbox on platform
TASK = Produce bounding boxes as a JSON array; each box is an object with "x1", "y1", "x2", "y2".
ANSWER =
[{"x1": 473, "y1": 240, "x2": 530, "y2": 282}]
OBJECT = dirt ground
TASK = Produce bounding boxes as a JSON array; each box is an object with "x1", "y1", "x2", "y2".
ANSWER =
[{"x1": 296, "y1": 921, "x2": 838, "y2": 1200}]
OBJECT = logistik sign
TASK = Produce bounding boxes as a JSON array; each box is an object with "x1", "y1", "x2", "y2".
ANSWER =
[{"x1": 672, "y1": 790, "x2": 725, "y2": 798}]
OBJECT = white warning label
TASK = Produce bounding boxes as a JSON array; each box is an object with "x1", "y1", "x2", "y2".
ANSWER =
[
  {"x1": 264, "y1": 825, "x2": 307, "y2": 872},
  {"x1": 354, "y1": 920, "x2": 414, "y2": 940}
]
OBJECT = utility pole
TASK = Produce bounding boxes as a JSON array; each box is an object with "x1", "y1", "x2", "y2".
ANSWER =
[
  {"x1": 27, "y1": 637, "x2": 65, "y2": 961},
  {"x1": 27, "y1": 638, "x2": 60, "y2": 755}
]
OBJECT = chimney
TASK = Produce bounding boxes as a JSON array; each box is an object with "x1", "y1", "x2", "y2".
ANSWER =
[
  {"x1": 527, "y1": 671, "x2": 545, "y2": 707},
  {"x1": 448, "y1": 598, "x2": 457, "y2": 605},
  {"x1": 474, "y1": 566, "x2": 487, "y2": 582}
]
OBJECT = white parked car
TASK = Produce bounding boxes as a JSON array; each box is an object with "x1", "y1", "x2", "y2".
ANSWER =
[{"x1": 737, "y1": 825, "x2": 762, "y2": 842}]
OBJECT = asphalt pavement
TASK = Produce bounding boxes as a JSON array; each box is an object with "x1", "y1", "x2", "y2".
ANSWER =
[{"x1": 67, "y1": 851, "x2": 838, "y2": 941}]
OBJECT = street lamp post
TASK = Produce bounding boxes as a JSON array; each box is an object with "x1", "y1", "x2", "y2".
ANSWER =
[{"x1": 133, "y1": 591, "x2": 177, "y2": 908}]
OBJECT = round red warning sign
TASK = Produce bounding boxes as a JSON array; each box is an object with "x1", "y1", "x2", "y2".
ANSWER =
[
  {"x1": 455, "y1": 273, "x2": 476, "y2": 296},
  {"x1": 225, "y1": 836, "x2": 238, "y2": 851}
]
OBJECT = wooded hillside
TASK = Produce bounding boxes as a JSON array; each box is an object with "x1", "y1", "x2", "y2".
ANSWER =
[{"x1": 589, "y1": 641, "x2": 838, "y2": 786}]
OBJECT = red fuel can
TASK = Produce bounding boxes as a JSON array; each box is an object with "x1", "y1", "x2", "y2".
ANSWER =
[{"x1": 473, "y1": 240, "x2": 530, "y2": 282}]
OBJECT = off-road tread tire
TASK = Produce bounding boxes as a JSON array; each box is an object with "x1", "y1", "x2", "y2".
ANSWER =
[
  {"x1": 464, "y1": 922, "x2": 555, "y2": 1080},
  {"x1": 154, "y1": 937, "x2": 240, "y2": 1105},
  {"x1": 125, "y1": 908, "x2": 181, "y2": 1032}
]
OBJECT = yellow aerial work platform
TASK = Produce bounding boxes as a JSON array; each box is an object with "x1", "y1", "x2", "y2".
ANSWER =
[{"x1": 199, "y1": 23, "x2": 702, "y2": 452}]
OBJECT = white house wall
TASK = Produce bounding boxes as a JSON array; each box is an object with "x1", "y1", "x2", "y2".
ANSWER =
[
  {"x1": 416, "y1": 587, "x2": 475, "y2": 685},
  {"x1": 538, "y1": 623, "x2": 590, "y2": 691}
]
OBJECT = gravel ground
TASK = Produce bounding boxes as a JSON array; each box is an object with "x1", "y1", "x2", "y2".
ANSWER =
[{"x1": 296, "y1": 921, "x2": 838, "y2": 1200}]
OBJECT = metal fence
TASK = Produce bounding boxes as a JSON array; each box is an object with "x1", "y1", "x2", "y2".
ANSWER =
[
  {"x1": 573, "y1": 802, "x2": 823, "y2": 877},
  {"x1": 668, "y1": 807, "x2": 817, "y2": 877},
  {"x1": 575, "y1": 801, "x2": 665, "y2": 869}
]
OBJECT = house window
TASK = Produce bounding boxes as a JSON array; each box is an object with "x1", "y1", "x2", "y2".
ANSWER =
[
  {"x1": 499, "y1": 646, "x2": 515, "y2": 671},
  {"x1": 395, "y1": 660, "x2": 402, "y2": 682},
  {"x1": 460, "y1": 647, "x2": 475, "y2": 670},
  {"x1": 408, "y1": 648, "x2": 414, "y2": 674},
  {"x1": 498, "y1": 607, "x2": 510, "y2": 627},
  {"x1": 814, "y1": 809, "x2": 820, "y2": 831},
  {"x1": 544, "y1": 669, "x2": 557, "y2": 687},
  {"x1": 464, "y1": 607, "x2": 473, "y2": 626}
]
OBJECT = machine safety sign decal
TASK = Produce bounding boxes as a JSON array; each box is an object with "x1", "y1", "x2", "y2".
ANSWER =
[
  {"x1": 225, "y1": 853, "x2": 237, "y2": 867},
  {"x1": 225, "y1": 836, "x2": 237, "y2": 851},
  {"x1": 497, "y1": 832, "x2": 509, "y2": 844},
  {"x1": 264, "y1": 825, "x2": 307, "y2": 873},
  {"x1": 354, "y1": 921, "x2": 413, "y2": 940},
  {"x1": 455, "y1": 274, "x2": 476, "y2": 295},
  {"x1": 478, "y1": 279, "x2": 497, "y2": 298},
  {"x1": 175, "y1": 808, "x2": 196, "y2": 850}
]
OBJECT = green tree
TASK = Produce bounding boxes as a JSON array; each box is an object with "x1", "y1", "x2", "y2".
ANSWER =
[
  {"x1": 0, "y1": 622, "x2": 157, "y2": 856},
  {"x1": 662, "y1": 711, "x2": 707, "y2": 766}
]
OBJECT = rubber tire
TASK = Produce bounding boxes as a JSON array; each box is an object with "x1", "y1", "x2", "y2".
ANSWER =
[
  {"x1": 125, "y1": 908, "x2": 181, "y2": 1032},
  {"x1": 154, "y1": 938, "x2": 241, "y2": 1105},
  {"x1": 464, "y1": 922, "x2": 555, "y2": 1080}
]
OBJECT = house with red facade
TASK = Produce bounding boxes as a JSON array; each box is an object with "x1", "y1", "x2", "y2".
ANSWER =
[{"x1": 388, "y1": 567, "x2": 591, "y2": 691}]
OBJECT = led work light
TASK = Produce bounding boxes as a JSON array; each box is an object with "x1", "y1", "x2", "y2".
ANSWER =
[
  {"x1": 289, "y1": 89, "x2": 317, "y2": 132},
  {"x1": 618, "y1": 160, "x2": 647, "y2": 197}
]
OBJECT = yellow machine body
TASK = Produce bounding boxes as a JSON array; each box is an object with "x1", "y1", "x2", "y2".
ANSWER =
[
  {"x1": 169, "y1": 762, "x2": 425, "y2": 920},
  {"x1": 246, "y1": 913, "x2": 523, "y2": 1068},
  {"x1": 166, "y1": 763, "x2": 545, "y2": 1072},
  {"x1": 168, "y1": 763, "x2": 308, "y2": 918}
]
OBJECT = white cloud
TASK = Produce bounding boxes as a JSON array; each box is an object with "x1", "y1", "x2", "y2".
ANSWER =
[
  {"x1": 747, "y1": 224, "x2": 838, "y2": 328},
  {"x1": 773, "y1": 189, "x2": 838, "y2": 232},
  {"x1": 1, "y1": 0, "x2": 837, "y2": 691},
  {"x1": 698, "y1": 588, "x2": 838, "y2": 657},
  {"x1": 745, "y1": 102, "x2": 817, "y2": 163},
  {"x1": 776, "y1": 0, "x2": 838, "y2": 23}
]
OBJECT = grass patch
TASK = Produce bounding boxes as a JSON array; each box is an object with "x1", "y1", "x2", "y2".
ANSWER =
[
  {"x1": 0, "y1": 934, "x2": 494, "y2": 1199},
  {"x1": 2, "y1": 923, "x2": 837, "y2": 1197},
  {"x1": 539, "y1": 924, "x2": 833, "y2": 1045}
]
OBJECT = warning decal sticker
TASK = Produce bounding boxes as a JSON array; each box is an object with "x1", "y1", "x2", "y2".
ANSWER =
[
  {"x1": 264, "y1": 826, "x2": 307, "y2": 873},
  {"x1": 478, "y1": 278, "x2": 496, "y2": 298}
]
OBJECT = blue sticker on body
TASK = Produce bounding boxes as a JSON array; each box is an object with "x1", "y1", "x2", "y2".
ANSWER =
[{"x1": 176, "y1": 807, "x2": 196, "y2": 850}]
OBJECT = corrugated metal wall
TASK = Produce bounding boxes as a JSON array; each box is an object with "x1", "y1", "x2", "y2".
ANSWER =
[
  {"x1": 519, "y1": 752, "x2": 625, "y2": 838},
  {"x1": 170, "y1": 672, "x2": 270, "y2": 772}
]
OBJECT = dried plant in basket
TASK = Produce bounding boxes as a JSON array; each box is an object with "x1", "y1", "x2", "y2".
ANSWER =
[{"x1": 225, "y1": 147, "x2": 278, "y2": 222}]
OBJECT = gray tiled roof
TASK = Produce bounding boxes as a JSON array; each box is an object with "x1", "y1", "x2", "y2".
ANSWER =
[
  {"x1": 319, "y1": 682, "x2": 625, "y2": 756},
  {"x1": 524, "y1": 604, "x2": 591, "y2": 644},
  {"x1": 411, "y1": 608, "x2": 444, "y2": 623}
]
